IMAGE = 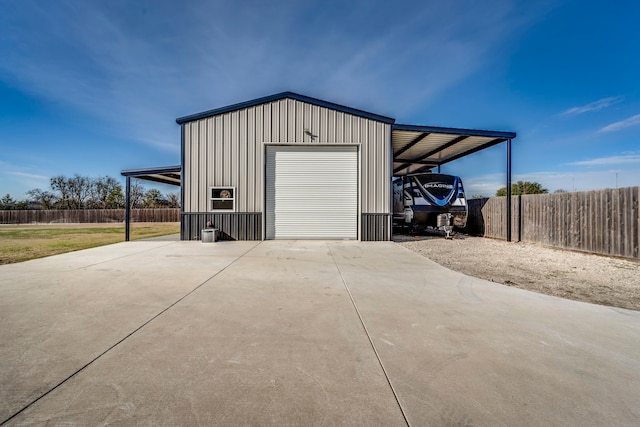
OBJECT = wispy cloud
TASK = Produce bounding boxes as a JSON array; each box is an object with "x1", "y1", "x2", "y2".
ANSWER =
[
  {"x1": 1, "y1": 170, "x2": 51, "y2": 196},
  {"x1": 560, "y1": 96, "x2": 623, "y2": 116},
  {"x1": 0, "y1": 0, "x2": 545, "y2": 150},
  {"x1": 568, "y1": 153, "x2": 640, "y2": 167},
  {"x1": 7, "y1": 171, "x2": 50, "y2": 181},
  {"x1": 599, "y1": 114, "x2": 640, "y2": 132}
]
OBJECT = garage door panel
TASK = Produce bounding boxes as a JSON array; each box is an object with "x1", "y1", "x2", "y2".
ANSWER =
[{"x1": 266, "y1": 146, "x2": 358, "y2": 239}]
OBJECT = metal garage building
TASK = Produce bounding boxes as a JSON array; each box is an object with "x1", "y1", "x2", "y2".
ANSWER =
[{"x1": 123, "y1": 92, "x2": 516, "y2": 242}]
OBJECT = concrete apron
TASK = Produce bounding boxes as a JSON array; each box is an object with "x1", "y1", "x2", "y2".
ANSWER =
[{"x1": 1, "y1": 240, "x2": 639, "y2": 426}]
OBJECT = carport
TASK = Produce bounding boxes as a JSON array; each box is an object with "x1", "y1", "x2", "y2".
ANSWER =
[
  {"x1": 120, "y1": 166, "x2": 181, "y2": 241},
  {"x1": 391, "y1": 124, "x2": 516, "y2": 240}
]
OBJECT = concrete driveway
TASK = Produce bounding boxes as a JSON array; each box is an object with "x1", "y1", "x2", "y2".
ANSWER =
[{"x1": 1, "y1": 238, "x2": 639, "y2": 426}]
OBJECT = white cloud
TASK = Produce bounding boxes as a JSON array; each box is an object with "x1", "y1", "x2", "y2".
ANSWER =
[
  {"x1": 1, "y1": 169, "x2": 51, "y2": 197},
  {"x1": 7, "y1": 171, "x2": 50, "y2": 181},
  {"x1": 560, "y1": 96, "x2": 622, "y2": 116},
  {"x1": 568, "y1": 153, "x2": 640, "y2": 167},
  {"x1": 599, "y1": 114, "x2": 640, "y2": 132},
  {"x1": 461, "y1": 173, "x2": 504, "y2": 197}
]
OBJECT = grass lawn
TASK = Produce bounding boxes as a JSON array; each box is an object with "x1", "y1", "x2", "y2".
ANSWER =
[{"x1": 0, "y1": 223, "x2": 180, "y2": 265}]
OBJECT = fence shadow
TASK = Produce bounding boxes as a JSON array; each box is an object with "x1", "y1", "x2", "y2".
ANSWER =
[{"x1": 464, "y1": 198, "x2": 488, "y2": 236}]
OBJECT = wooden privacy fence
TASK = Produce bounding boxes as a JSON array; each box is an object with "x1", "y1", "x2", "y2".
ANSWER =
[
  {"x1": 0, "y1": 208, "x2": 180, "y2": 224},
  {"x1": 466, "y1": 186, "x2": 640, "y2": 259}
]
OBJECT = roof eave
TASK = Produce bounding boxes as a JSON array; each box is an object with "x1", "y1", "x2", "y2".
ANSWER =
[
  {"x1": 393, "y1": 123, "x2": 516, "y2": 140},
  {"x1": 121, "y1": 166, "x2": 182, "y2": 177},
  {"x1": 175, "y1": 92, "x2": 396, "y2": 125}
]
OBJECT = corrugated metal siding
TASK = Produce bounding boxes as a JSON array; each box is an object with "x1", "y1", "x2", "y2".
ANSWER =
[
  {"x1": 361, "y1": 213, "x2": 391, "y2": 241},
  {"x1": 181, "y1": 97, "x2": 392, "y2": 226},
  {"x1": 181, "y1": 213, "x2": 262, "y2": 241}
]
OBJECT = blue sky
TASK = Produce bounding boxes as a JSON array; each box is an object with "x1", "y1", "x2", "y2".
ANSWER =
[{"x1": 1, "y1": 0, "x2": 638, "y2": 199}]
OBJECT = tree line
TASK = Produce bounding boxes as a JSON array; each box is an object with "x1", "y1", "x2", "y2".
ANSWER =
[
  {"x1": 470, "y1": 181, "x2": 557, "y2": 199},
  {"x1": 3, "y1": 176, "x2": 553, "y2": 209},
  {"x1": 495, "y1": 181, "x2": 549, "y2": 197},
  {"x1": 1, "y1": 174, "x2": 180, "y2": 210}
]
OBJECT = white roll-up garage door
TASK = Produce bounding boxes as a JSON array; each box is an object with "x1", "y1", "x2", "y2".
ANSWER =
[{"x1": 266, "y1": 145, "x2": 358, "y2": 239}]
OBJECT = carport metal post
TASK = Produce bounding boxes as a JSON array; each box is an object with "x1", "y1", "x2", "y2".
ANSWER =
[
  {"x1": 506, "y1": 138, "x2": 512, "y2": 242},
  {"x1": 120, "y1": 166, "x2": 181, "y2": 242},
  {"x1": 125, "y1": 176, "x2": 131, "y2": 242}
]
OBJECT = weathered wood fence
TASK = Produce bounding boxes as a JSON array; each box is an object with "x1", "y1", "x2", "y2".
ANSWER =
[
  {"x1": 0, "y1": 208, "x2": 180, "y2": 224},
  {"x1": 466, "y1": 187, "x2": 639, "y2": 259}
]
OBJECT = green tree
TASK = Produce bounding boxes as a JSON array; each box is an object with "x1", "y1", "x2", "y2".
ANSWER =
[
  {"x1": 0, "y1": 194, "x2": 16, "y2": 210},
  {"x1": 105, "y1": 186, "x2": 125, "y2": 209},
  {"x1": 142, "y1": 189, "x2": 165, "y2": 208},
  {"x1": 90, "y1": 176, "x2": 124, "y2": 208},
  {"x1": 496, "y1": 181, "x2": 548, "y2": 196}
]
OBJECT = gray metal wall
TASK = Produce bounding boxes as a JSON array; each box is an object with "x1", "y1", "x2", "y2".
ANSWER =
[
  {"x1": 361, "y1": 213, "x2": 391, "y2": 241},
  {"x1": 182, "y1": 97, "x2": 392, "y2": 240},
  {"x1": 181, "y1": 213, "x2": 262, "y2": 241}
]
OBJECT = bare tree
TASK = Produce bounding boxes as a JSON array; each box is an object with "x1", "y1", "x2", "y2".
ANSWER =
[
  {"x1": 50, "y1": 175, "x2": 72, "y2": 209},
  {"x1": 166, "y1": 192, "x2": 180, "y2": 208},
  {"x1": 129, "y1": 182, "x2": 145, "y2": 208},
  {"x1": 24, "y1": 175, "x2": 179, "y2": 210},
  {"x1": 67, "y1": 174, "x2": 91, "y2": 209},
  {"x1": 26, "y1": 188, "x2": 57, "y2": 209}
]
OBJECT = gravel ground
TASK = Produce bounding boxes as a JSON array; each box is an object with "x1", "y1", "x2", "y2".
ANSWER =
[{"x1": 396, "y1": 232, "x2": 640, "y2": 311}]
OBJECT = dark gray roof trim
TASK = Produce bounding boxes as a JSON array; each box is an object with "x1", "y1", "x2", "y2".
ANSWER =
[
  {"x1": 121, "y1": 166, "x2": 181, "y2": 176},
  {"x1": 121, "y1": 166, "x2": 181, "y2": 186},
  {"x1": 175, "y1": 92, "x2": 396, "y2": 125},
  {"x1": 393, "y1": 123, "x2": 516, "y2": 139}
]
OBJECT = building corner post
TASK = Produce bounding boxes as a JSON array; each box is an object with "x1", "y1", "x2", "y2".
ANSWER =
[{"x1": 506, "y1": 138, "x2": 512, "y2": 242}]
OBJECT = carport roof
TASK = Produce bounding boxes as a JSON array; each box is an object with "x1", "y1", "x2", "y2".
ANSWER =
[
  {"x1": 392, "y1": 124, "x2": 516, "y2": 176},
  {"x1": 121, "y1": 165, "x2": 181, "y2": 186}
]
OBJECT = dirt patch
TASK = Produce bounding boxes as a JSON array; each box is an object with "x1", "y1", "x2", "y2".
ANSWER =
[{"x1": 396, "y1": 233, "x2": 640, "y2": 311}]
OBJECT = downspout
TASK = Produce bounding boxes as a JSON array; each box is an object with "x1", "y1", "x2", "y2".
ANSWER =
[
  {"x1": 125, "y1": 176, "x2": 131, "y2": 242},
  {"x1": 388, "y1": 124, "x2": 394, "y2": 241},
  {"x1": 180, "y1": 124, "x2": 185, "y2": 240}
]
